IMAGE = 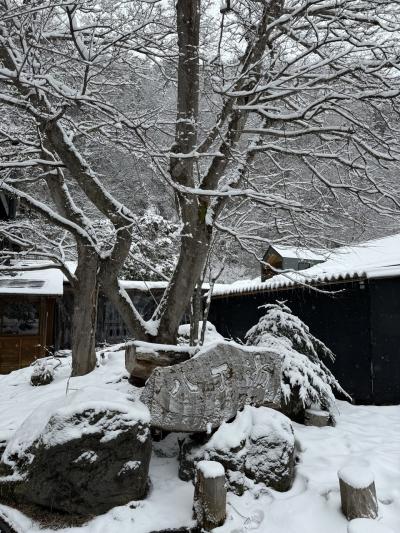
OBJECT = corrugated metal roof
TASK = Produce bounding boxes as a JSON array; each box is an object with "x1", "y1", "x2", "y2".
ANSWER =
[{"x1": 213, "y1": 233, "x2": 400, "y2": 297}]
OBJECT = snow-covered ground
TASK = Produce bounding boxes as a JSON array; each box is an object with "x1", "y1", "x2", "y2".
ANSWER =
[{"x1": 0, "y1": 350, "x2": 399, "y2": 533}]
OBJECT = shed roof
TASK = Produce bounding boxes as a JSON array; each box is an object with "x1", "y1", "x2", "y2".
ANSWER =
[
  {"x1": 265, "y1": 245, "x2": 326, "y2": 261},
  {"x1": 213, "y1": 233, "x2": 400, "y2": 297},
  {"x1": 0, "y1": 262, "x2": 64, "y2": 295}
]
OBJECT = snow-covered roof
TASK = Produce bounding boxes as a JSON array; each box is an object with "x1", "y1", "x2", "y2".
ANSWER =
[
  {"x1": 119, "y1": 280, "x2": 169, "y2": 291},
  {"x1": 0, "y1": 262, "x2": 64, "y2": 295},
  {"x1": 0, "y1": 261, "x2": 221, "y2": 296},
  {"x1": 213, "y1": 233, "x2": 400, "y2": 297},
  {"x1": 266, "y1": 245, "x2": 326, "y2": 262}
]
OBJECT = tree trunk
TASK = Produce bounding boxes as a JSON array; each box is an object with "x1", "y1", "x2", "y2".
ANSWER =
[
  {"x1": 151, "y1": 0, "x2": 206, "y2": 344},
  {"x1": 190, "y1": 283, "x2": 202, "y2": 346},
  {"x1": 71, "y1": 247, "x2": 99, "y2": 376}
]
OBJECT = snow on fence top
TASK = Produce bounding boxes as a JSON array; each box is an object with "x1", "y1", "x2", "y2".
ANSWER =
[{"x1": 213, "y1": 233, "x2": 400, "y2": 297}]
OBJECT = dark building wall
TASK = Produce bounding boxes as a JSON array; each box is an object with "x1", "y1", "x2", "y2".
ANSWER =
[
  {"x1": 369, "y1": 278, "x2": 400, "y2": 404},
  {"x1": 209, "y1": 281, "x2": 375, "y2": 404},
  {"x1": 54, "y1": 287, "x2": 162, "y2": 350}
]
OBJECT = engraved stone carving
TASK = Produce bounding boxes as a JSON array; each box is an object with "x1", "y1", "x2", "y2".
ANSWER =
[{"x1": 140, "y1": 342, "x2": 282, "y2": 432}]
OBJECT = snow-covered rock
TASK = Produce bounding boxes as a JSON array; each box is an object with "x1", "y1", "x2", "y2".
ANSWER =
[
  {"x1": 0, "y1": 387, "x2": 151, "y2": 516},
  {"x1": 179, "y1": 406, "x2": 295, "y2": 494},
  {"x1": 30, "y1": 358, "x2": 56, "y2": 387}
]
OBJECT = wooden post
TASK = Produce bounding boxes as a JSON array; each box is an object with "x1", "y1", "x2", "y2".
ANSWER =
[
  {"x1": 338, "y1": 466, "x2": 378, "y2": 520},
  {"x1": 304, "y1": 408, "x2": 332, "y2": 427},
  {"x1": 193, "y1": 461, "x2": 226, "y2": 530}
]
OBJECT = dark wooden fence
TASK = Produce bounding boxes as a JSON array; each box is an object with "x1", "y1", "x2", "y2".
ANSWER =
[{"x1": 209, "y1": 278, "x2": 400, "y2": 405}]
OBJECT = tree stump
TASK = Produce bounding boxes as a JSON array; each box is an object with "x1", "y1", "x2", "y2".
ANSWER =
[
  {"x1": 125, "y1": 341, "x2": 192, "y2": 386},
  {"x1": 193, "y1": 461, "x2": 226, "y2": 530},
  {"x1": 338, "y1": 466, "x2": 378, "y2": 521},
  {"x1": 347, "y1": 518, "x2": 394, "y2": 533},
  {"x1": 304, "y1": 408, "x2": 332, "y2": 427}
]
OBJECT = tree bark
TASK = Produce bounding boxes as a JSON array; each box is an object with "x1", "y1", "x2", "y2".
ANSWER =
[
  {"x1": 71, "y1": 246, "x2": 99, "y2": 376},
  {"x1": 152, "y1": 0, "x2": 207, "y2": 344}
]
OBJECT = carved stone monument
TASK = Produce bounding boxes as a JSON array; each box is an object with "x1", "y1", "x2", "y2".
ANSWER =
[{"x1": 140, "y1": 342, "x2": 282, "y2": 432}]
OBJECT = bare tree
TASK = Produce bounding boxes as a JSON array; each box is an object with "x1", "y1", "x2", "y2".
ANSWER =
[{"x1": 2, "y1": 0, "x2": 400, "y2": 374}]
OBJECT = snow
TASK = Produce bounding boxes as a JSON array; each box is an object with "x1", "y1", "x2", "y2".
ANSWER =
[
  {"x1": 347, "y1": 518, "x2": 395, "y2": 533},
  {"x1": 268, "y1": 245, "x2": 326, "y2": 261},
  {"x1": 0, "y1": 262, "x2": 64, "y2": 295},
  {"x1": 338, "y1": 465, "x2": 375, "y2": 489},
  {"x1": 2, "y1": 386, "x2": 149, "y2": 469},
  {"x1": 206, "y1": 406, "x2": 294, "y2": 453},
  {"x1": 0, "y1": 354, "x2": 399, "y2": 533},
  {"x1": 197, "y1": 460, "x2": 225, "y2": 478},
  {"x1": 213, "y1": 233, "x2": 400, "y2": 296}
]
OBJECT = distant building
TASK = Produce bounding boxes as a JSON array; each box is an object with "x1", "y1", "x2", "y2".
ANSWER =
[
  {"x1": 0, "y1": 266, "x2": 61, "y2": 374},
  {"x1": 261, "y1": 245, "x2": 326, "y2": 281}
]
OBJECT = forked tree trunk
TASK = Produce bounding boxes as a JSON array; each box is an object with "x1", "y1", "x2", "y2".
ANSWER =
[{"x1": 71, "y1": 247, "x2": 99, "y2": 376}]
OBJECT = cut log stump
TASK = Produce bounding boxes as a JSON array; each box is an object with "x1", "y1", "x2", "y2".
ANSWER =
[
  {"x1": 338, "y1": 466, "x2": 378, "y2": 521},
  {"x1": 193, "y1": 461, "x2": 226, "y2": 531},
  {"x1": 125, "y1": 341, "x2": 193, "y2": 386},
  {"x1": 347, "y1": 518, "x2": 394, "y2": 533},
  {"x1": 304, "y1": 409, "x2": 332, "y2": 427}
]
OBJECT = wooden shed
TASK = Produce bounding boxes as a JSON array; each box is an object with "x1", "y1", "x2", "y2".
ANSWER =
[
  {"x1": 261, "y1": 245, "x2": 325, "y2": 281},
  {"x1": 0, "y1": 266, "x2": 63, "y2": 374}
]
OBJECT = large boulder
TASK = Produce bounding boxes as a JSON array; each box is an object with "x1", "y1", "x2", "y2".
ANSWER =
[
  {"x1": 0, "y1": 387, "x2": 151, "y2": 516},
  {"x1": 179, "y1": 406, "x2": 295, "y2": 494},
  {"x1": 141, "y1": 342, "x2": 282, "y2": 432}
]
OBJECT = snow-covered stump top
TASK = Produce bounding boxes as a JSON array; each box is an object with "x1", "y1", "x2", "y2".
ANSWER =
[
  {"x1": 194, "y1": 461, "x2": 226, "y2": 531},
  {"x1": 338, "y1": 466, "x2": 378, "y2": 521},
  {"x1": 348, "y1": 518, "x2": 394, "y2": 533},
  {"x1": 197, "y1": 460, "x2": 225, "y2": 479}
]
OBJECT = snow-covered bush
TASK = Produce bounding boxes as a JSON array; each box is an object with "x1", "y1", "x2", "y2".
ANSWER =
[
  {"x1": 120, "y1": 210, "x2": 180, "y2": 281},
  {"x1": 30, "y1": 358, "x2": 57, "y2": 386},
  {"x1": 245, "y1": 302, "x2": 349, "y2": 414}
]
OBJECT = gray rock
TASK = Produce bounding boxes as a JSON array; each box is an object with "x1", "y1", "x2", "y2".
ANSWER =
[
  {"x1": 179, "y1": 406, "x2": 295, "y2": 494},
  {"x1": 141, "y1": 342, "x2": 282, "y2": 433},
  {"x1": 0, "y1": 388, "x2": 151, "y2": 516},
  {"x1": 126, "y1": 341, "x2": 193, "y2": 386}
]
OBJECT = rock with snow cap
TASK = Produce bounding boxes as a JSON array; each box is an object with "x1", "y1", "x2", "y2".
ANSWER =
[
  {"x1": 179, "y1": 406, "x2": 295, "y2": 493},
  {"x1": 0, "y1": 387, "x2": 151, "y2": 516},
  {"x1": 141, "y1": 342, "x2": 282, "y2": 433}
]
